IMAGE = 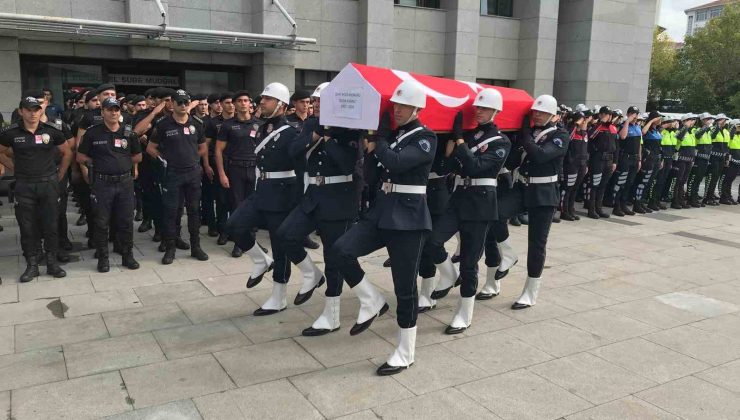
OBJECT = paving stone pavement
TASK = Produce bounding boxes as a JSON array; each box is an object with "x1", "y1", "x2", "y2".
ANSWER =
[{"x1": 1, "y1": 199, "x2": 740, "y2": 420}]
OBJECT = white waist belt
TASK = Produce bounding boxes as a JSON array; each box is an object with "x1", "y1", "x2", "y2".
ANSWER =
[
  {"x1": 259, "y1": 170, "x2": 296, "y2": 180},
  {"x1": 381, "y1": 182, "x2": 426, "y2": 194},
  {"x1": 454, "y1": 176, "x2": 498, "y2": 187},
  {"x1": 307, "y1": 174, "x2": 353, "y2": 185},
  {"x1": 528, "y1": 175, "x2": 559, "y2": 184}
]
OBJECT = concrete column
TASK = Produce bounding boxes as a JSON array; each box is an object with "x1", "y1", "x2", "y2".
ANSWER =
[
  {"x1": 358, "y1": 0, "x2": 394, "y2": 67},
  {"x1": 511, "y1": 0, "x2": 559, "y2": 96},
  {"x1": 0, "y1": 37, "x2": 22, "y2": 121},
  {"x1": 442, "y1": 0, "x2": 480, "y2": 81},
  {"x1": 250, "y1": 0, "x2": 297, "y2": 92},
  {"x1": 553, "y1": 0, "x2": 593, "y2": 106}
]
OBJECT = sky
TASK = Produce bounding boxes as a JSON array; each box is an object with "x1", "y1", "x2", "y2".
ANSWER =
[{"x1": 658, "y1": 0, "x2": 716, "y2": 41}]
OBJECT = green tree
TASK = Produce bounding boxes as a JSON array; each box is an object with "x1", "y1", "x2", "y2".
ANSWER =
[
  {"x1": 676, "y1": 4, "x2": 740, "y2": 114},
  {"x1": 647, "y1": 28, "x2": 678, "y2": 110}
]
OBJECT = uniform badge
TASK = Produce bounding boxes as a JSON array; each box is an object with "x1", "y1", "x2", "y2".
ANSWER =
[
  {"x1": 183, "y1": 127, "x2": 190, "y2": 135},
  {"x1": 118, "y1": 115, "x2": 124, "y2": 123},
  {"x1": 114, "y1": 139, "x2": 122, "y2": 148},
  {"x1": 479, "y1": 144, "x2": 488, "y2": 153},
  {"x1": 495, "y1": 148, "x2": 506, "y2": 158},
  {"x1": 121, "y1": 139, "x2": 128, "y2": 149},
  {"x1": 41, "y1": 133, "x2": 50, "y2": 144},
  {"x1": 553, "y1": 138, "x2": 563, "y2": 148},
  {"x1": 267, "y1": 124, "x2": 273, "y2": 133},
  {"x1": 418, "y1": 139, "x2": 431, "y2": 153},
  {"x1": 474, "y1": 131, "x2": 483, "y2": 140},
  {"x1": 189, "y1": 125, "x2": 196, "y2": 134},
  {"x1": 34, "y1": 135, "x2": 43, "y2": 144}
]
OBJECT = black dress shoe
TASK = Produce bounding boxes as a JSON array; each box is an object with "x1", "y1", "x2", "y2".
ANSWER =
[
  {"x1": 445, "y1": 325, "x2": 467, "y2": 335},
  {"x1": 596, "y1": 208, "x2": 610, "y2": 218},
  {"x1": 377, "y1": 362, "x2": 411, "y2": 376},
  {"x1": 509, "y1": 217, "x2": 521, "y2": 227},
  {"x1": 152, "y1": 232, "x2": 162, "y2": 242},
  {"x1": 259, "y1": 243, "x2": 269, "y2": 254},
  {"x1": 175, "y1": 237, "x2": 191, "y2": 250},
  {"x1": 138, "y1": 219, "x2": 152, "y2": 233},
  {"x1": 216, "y1": 233, "x2": 228, "y2": 246},
  {"x1": 231, "y1": 245, "x2": 243, "y2": 258},
  {"x1": 207, "y1": 227, "x2": 219, "y2": 237},
  {"x1": 246, "y1": 263, "x2": 274, "y2": 288},
  {"x1": 494, "y1": 259, "x2": 517, "y2": 280},
  {"x1": 560, "y1": 212, "x2": 576, "y2": 221},
  {"x1": 134, "y1": 211, "x2": 143, "y2": 222},
  {"x1": 162, "y1": 247, "x2": 176, "y2": 265},
  {"x1": 573, "y1": 214, "x2": 581, "y2": 220},
  {"x1": 57, "y1": 251, "x2": 70, "y2": 263},
  {"x1": 191, "y1": 246, "x2": 209, "y2": 261},
  {"x1": 20, "y1": 264, "x2": 39, "y2": 283},
  {"x1": 294, "y1": 277, "x2": 325, "y2": 305},
  {"x1": 158, "y1": 242, "x2": 166, "y2": 252},
  {"x1": 612, "y1": 206, "x2": 625, "y2": 217},
  {"x1": 451, "y1": 254, "x2": 461, "y2": 264},
  {"x1": 382, "y1": 258, "x2": 391, "y2": 268},
  {"x1": 511, "y1": 302, "x2": 531, "y2": 310},
  {"x1": 46, "y1": 263, "x2": 66, "y2": 278},
  {"x1": 303, "y1": 236, "x2": 320, "y2": 249},
  {"x1": 97, "y1": 258, "x2": 110, "y2": 273},
  {"x1": 253, "y1": 307, "x2": 286, "y2": 316},
  {"x1": 302, "y1": 325, "x2": 339, "y2": 336},
  {"x1": 417, "y1": 304, "x2": 436, "y2": 313},
  {"x1": 350, "y1": 303, "x2": 389, "y2": 336},
  {"x1": 623, "y1": 205, "x2": 636, "y2": 216},
  {"x1": 475, "y1": 291, "x2": 498, "y2": 300},
  {"x1": 430, "y1": 276, "x2": 462, "y2": 299},
  {"x1": 122, "y1": 254, "x2": 140, "y2": 270}
]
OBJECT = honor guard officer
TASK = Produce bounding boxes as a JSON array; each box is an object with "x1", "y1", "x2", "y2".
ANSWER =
[
  {"x1": 147, "y1": 89, "x2": 210, "y2": 264},
  {"x1": 332, "y1": 80, "x2": 437, "y2": 376},
  {"x1": 215, "y1": 90, "x2": 262, "y2": 257},
  {"x1": 511, "y1": 95, "x2": 569, "y2": 309},
  {"x1": 77, "y1": 98, "x2": 142, "y2": 272},
  {"x1": 423, "y1": 88, "x2": 510, "y2": 334},
  {"x1": 0, "y1": 95, "x2": 72, "y2": 282},
  {"x1": 223, "y1": 82, "x2": 301, "y2": 316}
]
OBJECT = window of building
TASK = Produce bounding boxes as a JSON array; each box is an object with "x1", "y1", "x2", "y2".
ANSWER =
[
  {"x1": 295, "y1": 69, "x2": 338, "y2": 93},
  {"x1": 394, "y1": 0, "x2": 441, "y2": 8},
  {"x1": 476, "y1": 78, "x2": 511, "y2": 88},
  {"x1": 481, "y1": 0, "x2": 513, "y2": 17},
  {"x1": 696, "y1": 10, "x2": 707, "y2": 21},
  {"x1": 687, "y1": 15, "x2": 693, "y2": 35},
  {"x1": 710, "y1": 7, "x2": 722, "y2": 18}
]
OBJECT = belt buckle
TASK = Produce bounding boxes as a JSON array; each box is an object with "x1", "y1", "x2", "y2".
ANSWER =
[
  {"x1": 315, "y1": 175, "x2": 325, "y2": 186},
  {"x1": 382, "y1": 182, "x2": 392, "y2": 194},
  {"x1": 259, "y1": 172, "x2": 267, "y2": 180},
  {"x1": 463, "y1": 177, "x2": 472, "y2": 188}
]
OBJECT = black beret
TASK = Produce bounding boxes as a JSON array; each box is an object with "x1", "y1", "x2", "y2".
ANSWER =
[
  {"x1": 290, "y1": 90, "x2": 311, "y2": 102},
  {"x1": 133, "y1": 95, "x2": 146, "y2": 104},
  {"x1": 219, "y1": 92, "x2": 234, "y2": 102},
  {"x1": 232, "y1": 90, "x2": 251, "y2": 101},
  {"x1": 96, "y1": 83, "x2": 116, "y2": 95},
  {"x1": 207, "y1": 93, "x2": 220, "y2": 104},
  {"x1": 84, "y1": 90, "x2": 97, "y2": 103}
]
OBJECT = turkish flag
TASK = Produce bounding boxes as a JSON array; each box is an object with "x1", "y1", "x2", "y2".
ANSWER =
[{"x1": 319, "y1": 63, "x2": 534, "y2": 132}]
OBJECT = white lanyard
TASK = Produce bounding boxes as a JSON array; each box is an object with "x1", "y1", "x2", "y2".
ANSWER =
[
  {"x1": 378, "y1": 126, "x2": 424, "y2": 168},
  {"x1": 254, "y1": 124, "x2": 291, "y2": 154},
  {"x1": 470, "y1": 136, "x2": 502, "y2": 153}
]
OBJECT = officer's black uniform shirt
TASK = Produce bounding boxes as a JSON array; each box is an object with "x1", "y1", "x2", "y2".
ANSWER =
[
  {"x1": 150, "y1": 115, "x2": 205, "y2": 170},
  {"x1": 204, "y1": 115, "x2": 225, "y2": 157},
  {"x1": 286, "y1": 113, "x2": 307, "y2": 132},
  {"x1": 566, "y1": 126, "x2": 589, "y2": 166},
  {"x1": 217, "y1": 116, "x2": 262, "y2": 163},
  {"x1": 520, "y1": 123, "x2": 570, "y2": 207},
  {"x1": 44, "y1": 117, "x2": 73, "y2": 165},
  {"x1": 449, "y1": 122, "x2": 510, "y2": 221},
  {"x1": 588, "y1": 122, "x2": 617, "y2": 155},
  {"x1": 78, "y1": 123, "x2": 142, "y2": 175},
  {"x1": 0, "y1": 121, "x2": 67, "y2": 178},
  {"x1": 370, "y1": 118, "x2": 437, "y2": 231}
]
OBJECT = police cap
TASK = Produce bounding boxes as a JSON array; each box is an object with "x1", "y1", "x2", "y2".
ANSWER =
[
  {"x1": 19, "y1": 95, "x2": 43, "y2": 109},
  {"x1": 598, "y1": 106, "x2": 611, "y2": 115},
  {"x1": 627, "y1": 106, "x2": 640, "y2": 115},
  {"x1": 101, "y1": 97, "x2": 121, "y2": 110}
]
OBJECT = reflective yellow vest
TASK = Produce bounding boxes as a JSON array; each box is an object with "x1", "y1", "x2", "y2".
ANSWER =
[
  {"x1": 729, "y1": 132, "x2": 740, "y2": 150},
  {"x1": 678, "y1": 127, "x2": 697, "y2": 148},
  {"x1": 661, "y1": 129, "x2": 677, "y2": 146}
]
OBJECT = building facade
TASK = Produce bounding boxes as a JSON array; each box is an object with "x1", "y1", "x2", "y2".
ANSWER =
[
  {"x1": 684, "y1": 0, "x2": 735, "y2": 37},
  {"x1": 0, "y1": 0, "x2": 658, "y2": 120}
]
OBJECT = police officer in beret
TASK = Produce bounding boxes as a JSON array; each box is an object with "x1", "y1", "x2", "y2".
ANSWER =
[
  {"x1": 77, "y1": 97, "x2": 142, "y2": 272},
  {"x1": 146, "y1": 89, "x2": 209, "y2": 264},
  {"x1": 204, "y1": 92, "x2": 235, "y2": 245},
  {"x1": 510, "y1": 95, "x2": 569, "y2": 310},
  {"x1": 0, "y1": 95, "x2": 72, "y2": 281},
  {"x1": 332, "y1": 80, "x2": 436, "y2": 376}
]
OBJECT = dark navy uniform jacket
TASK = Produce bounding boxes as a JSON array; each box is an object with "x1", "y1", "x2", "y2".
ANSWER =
[
  {"x1": 252, "y1": 115, "x2": 300, "y2": 212},
  {"x1": 368, "y1": 119, "x2": 437, "y2": 231},
  {"x1": 427, "y1": 133, "x2": 453, "y2": 216},
  {"x1": 520, "y1": 123, "x2": 570, "y2": 208},
  {"x1": 449, "y1": 122, "x2": 510, "y2": 221},
  {"x1": 294, "y1": 119, "x2": 361, "y2": 221}
]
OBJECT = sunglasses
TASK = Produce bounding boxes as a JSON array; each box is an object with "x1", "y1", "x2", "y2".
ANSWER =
[{"x1": 175, "y1": 100, "x2": 190, "y2": 106}]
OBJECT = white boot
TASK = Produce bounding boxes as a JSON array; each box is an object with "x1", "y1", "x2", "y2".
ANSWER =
[
  {"x1": 377, "y1": 326, "x2": 417, "y2": 375},
  {"x1": 511, "y1": 276, "x2": 542, "y2": 310},
  {"x1": 452, "y1": 233, "x2": 461, "y2": 261},
  {"x1": 431, "y1": 257, "x2": 460, "y2": 299},
  {"x1": 350, "y1": 276, "x2": 388, "y2": 335},
  {"x1": 254, "y1": 282, "x2": 287, "y2": 315},
  {"x1": 302, "y1": 296, "x2": 340, "y2": 336},
  {"x1": 476, "y1": 266, "x2": 501, "y2": 300},
  {"x1": 294, "y1": 254, "x2": 325, "y2": 305},
  {"x1": 418, "y1": 276, "x2": 437, "y2": 312},
  {"x1": 245, "y1": 243, "x2": 274, "y2": 288},
  {"x1": 495, "y1": 239, "x2": 518, "y2": 279},
  {"x1": 446, "y1": 296, "x2": 475, "y2": 334}
]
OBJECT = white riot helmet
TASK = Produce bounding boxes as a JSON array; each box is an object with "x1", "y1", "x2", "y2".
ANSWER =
[
  {"x1": 390, "y1": 80, "x2": 426, "y2": 109},
  {"x1": 311, "y1": 82, "x2": 329, "y2": 99},
  {"x1": 531, "y1": 94, "x2": 558, "y2": 115},
  {"x1": 260, "y1": 82, "x2": 290, "y2": 104},
  {"x1": 715, "y1": 113, "x2": 728, "y2": 121},
  {"x1": 575, "y1": 103, "x2": 588, "y2": 113},
  {"x1": 473, "y1": 88, "x2": 503, "y2": 111}
]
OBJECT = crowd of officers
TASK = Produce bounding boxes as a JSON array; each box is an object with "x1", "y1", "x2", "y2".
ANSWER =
[{"x1": 0, "y1": 78, "x2": 735, "y2": 376}]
